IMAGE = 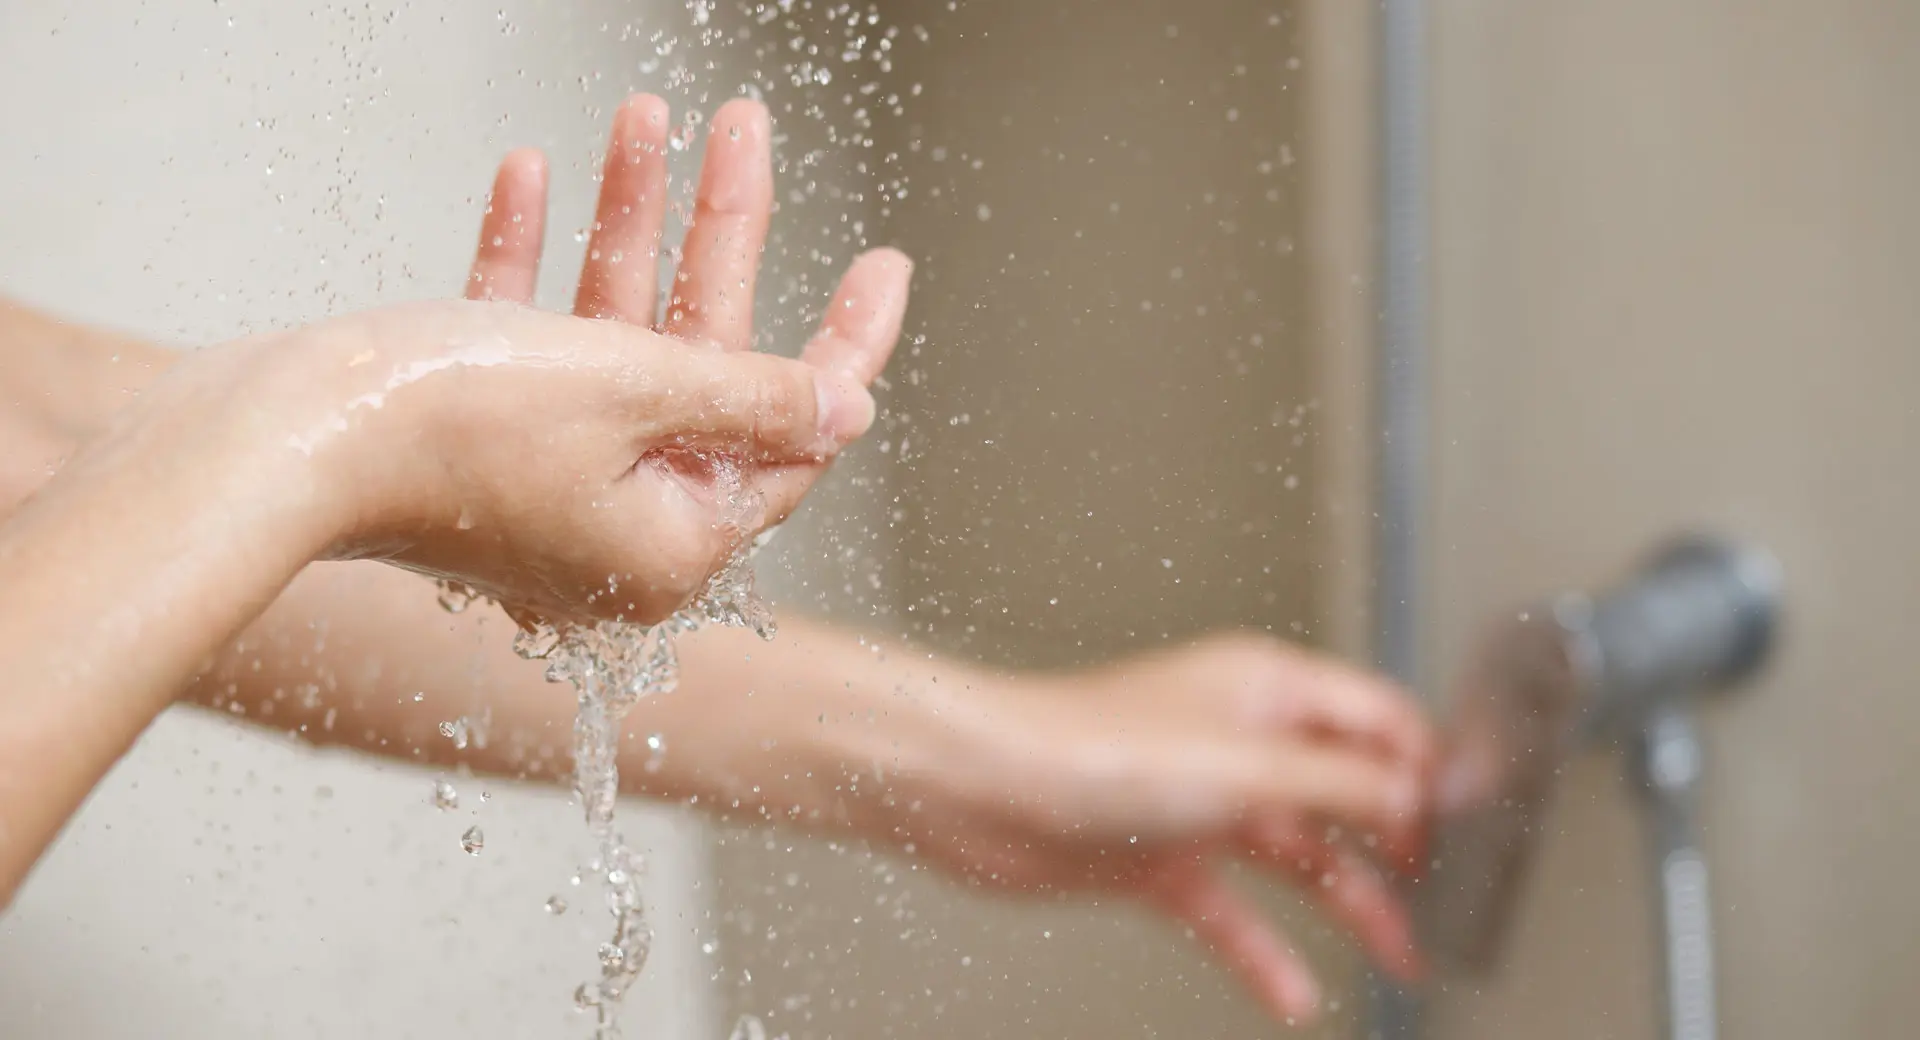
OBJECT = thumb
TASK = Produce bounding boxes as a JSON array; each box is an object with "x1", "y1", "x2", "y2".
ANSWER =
[
  {"x1": 660, "y1": 351, "x2": 876, "y2": 461},
  {"x1": 1152, "y1": 864, "x2": 1324, "y2": 1025}
]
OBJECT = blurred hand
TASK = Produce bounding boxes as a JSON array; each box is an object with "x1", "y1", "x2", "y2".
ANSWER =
[{"x1": 882, "y1": 633, "x2": 1434, "y2": 1024}]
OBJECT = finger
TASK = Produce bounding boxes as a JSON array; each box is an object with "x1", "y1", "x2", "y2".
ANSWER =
[
  {"x1": 1244, "y1": 819, "x2": 1424, "y2": 982},
  {"x1": 1152, "y1": 865, "x2": 1323, "y2": 1025},
  {"x1": 466, "y1": 148, "x2": 548, "y2": 303},
  {"x1": 638, "y1": 350, "x2": 875, "y2": 462},
  {"x1": 1230, "y1": 640, "x2": 1435, "y2": 773},
  {"x1": 800, "y1": 247, "x2": 915, "y2": 382},
  {"x1": 737, "y1": 247, "x2": 915, "y2": 529},
  {"x1": 1229, "y1": 742, "x2": 1425, "y2": 865},
  {"x1": 1283, "y1": 656, "x2": 1437, "y2": 774},
  {"x1": 746, "y1": 462, "x2": 826, "y2": 531},
  {"x1": 575, "y1": 93, "x2": 673, "y2": 323},
  {"x1": 663, "y1": 98, "x2": 773, "y2": 351}
]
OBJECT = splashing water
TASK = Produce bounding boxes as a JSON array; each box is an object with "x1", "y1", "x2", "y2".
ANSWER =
[
  {"x1": 441, "y1": 454, "x2": 773, "y2": 1038},
  {"x1": 418, "y1": 2, "x2": 930, "y2": 1032}
]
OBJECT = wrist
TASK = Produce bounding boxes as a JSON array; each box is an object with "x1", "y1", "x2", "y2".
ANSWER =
[
  {"x1": 807, "y1": 664, "x2": 1048, "y2": 844},
  {"x1": 0, "y1": 300, "x2": 176, "y2": 442},
  {"x1": 76, "y1": 336, "x2": 354, "y2": 568}
]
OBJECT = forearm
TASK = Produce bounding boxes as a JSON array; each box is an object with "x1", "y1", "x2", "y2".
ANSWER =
[
  {"x1": 0, "y1": 297, "x2": 171, "y2": 441},
  {"x1": 646, "y1": 611, "x2": 1023, "y2": 834},
  {"x1": 193, "y1": 559, "x2": 1023, "y2": 838},
  {"x1": 0, "y1": 392, "x2": 331, "y2": 904}
]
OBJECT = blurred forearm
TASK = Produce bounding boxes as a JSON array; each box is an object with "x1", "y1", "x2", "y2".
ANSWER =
[{"x1": 188, "y1": 561, "x2": 1014, "y2": 837}]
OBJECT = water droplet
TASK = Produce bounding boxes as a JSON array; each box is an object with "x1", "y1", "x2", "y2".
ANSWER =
[
  {"x1": 546, "y1": 896, "x2": 568, "y2": 915},
  {"x1": 976, "y1": 203, "x2": 992, "y2": 221},
  {"x1": 436, "y1": 580, "x2": 476, "y2": 614},
  {"x1": 433, "y1": 779, "x2": 459, "y2": 811},
  {"x1": 512, "y1": 622, "x2": 563, "y2": 660},
  {"x1": 461, "y1": 826, "x2": 485, "y2": 855}
]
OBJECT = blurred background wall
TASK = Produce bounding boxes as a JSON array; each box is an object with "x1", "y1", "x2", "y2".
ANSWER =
[{"x1": 1422, "y1": 2, "x2": 1920, "y2": 1038}]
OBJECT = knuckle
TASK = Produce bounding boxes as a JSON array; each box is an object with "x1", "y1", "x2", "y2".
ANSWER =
[{"x1": 749, "y1": 360, "x2": 809, "y2": 446}]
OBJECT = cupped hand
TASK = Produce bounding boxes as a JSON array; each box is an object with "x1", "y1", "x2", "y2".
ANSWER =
[
  {"x1": 106, "y1": 296, "x2": 869, "y2": 626},
  {"x1": 0, "y1": 95, "x2": 911, "y2": 629},
  {"x1": 463, "y1": 92, "x2": 911, "y2": 516},
  {"x1": 390, "y1": 90, "x2": 910, "y2": 624},
  {"x1": 889, "y1": 633, "x2": 1435, "y2": 1024}
]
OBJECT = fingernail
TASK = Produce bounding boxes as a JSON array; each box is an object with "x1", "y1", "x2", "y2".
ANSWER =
[{"x1": 815, "y1": 371, "x2": 876, "y2": 448}]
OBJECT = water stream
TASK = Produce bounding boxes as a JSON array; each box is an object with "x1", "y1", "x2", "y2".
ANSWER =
[{"x1": 447, "y1": 455, "x2": 775, "y2": 1039}]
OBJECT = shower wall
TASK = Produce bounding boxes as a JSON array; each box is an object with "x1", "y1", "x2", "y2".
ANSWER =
[{"x1": 1417, "y1": 2, "x2": 1920, "y2": 1037}]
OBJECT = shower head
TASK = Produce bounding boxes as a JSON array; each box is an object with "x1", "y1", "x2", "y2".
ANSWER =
[{"x1": 1415, "y1": 535, "x2": 1781, "y2": 975}]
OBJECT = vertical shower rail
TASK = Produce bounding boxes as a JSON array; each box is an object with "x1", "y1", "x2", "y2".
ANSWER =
[{"x1": 1367, "y1": 0, "x2": 1430, "y2": 1037}]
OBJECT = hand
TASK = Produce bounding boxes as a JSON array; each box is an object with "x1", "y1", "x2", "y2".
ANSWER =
[
  {"x1": 869, "y1": 633, "x2": 1434, "y2": 1024},
  {"x1": 87, "y1": 296, "x2": 874, "y2": 625},
  {"x1": 463, "y1": 92, "x2": 911, "y2": 506},
  {"x1": 8, "y1": 92, "x2": 912, "y2": 627}
]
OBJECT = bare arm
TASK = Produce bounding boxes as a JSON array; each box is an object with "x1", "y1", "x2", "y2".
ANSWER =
[
  {"x1": 0, "y1": 288, "x2": 1430, "y2": 1022},
  {"x1": 0, "y1": 288, "x2": 872, "y2": 912},
  {"x1": 0, "y1": 341, "x2": 332, "y2": 903},
  {"x1": 0, "y1": 291, "x2": 961, "y2": 839},
  {"x1": 191, "y1": 559, "x2": 1010, "y2": 838}
]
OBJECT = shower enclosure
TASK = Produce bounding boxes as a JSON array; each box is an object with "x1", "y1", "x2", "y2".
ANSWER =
[{"x1": 3, "y1": 2, "x2": 1918, "y2": 1039}]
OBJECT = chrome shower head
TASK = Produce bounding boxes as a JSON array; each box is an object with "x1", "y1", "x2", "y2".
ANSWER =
[{"x1": 1416, "y1": 535, "x2": 1781, "y2": 974}]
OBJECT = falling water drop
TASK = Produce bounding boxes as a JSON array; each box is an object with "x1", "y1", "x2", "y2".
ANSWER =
[
  {"x1": 433, "y1": 779, "x2": 459, "y2": 811},
  {"x1": 436, "y1": 580, "x2": 477, "y2": 614},
  {"x1": 461, "y1": 826, "x2": 485, "y2": 855},
  {"x1": 513, "y1": 622, "x2": 562, "y2": 660}
]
